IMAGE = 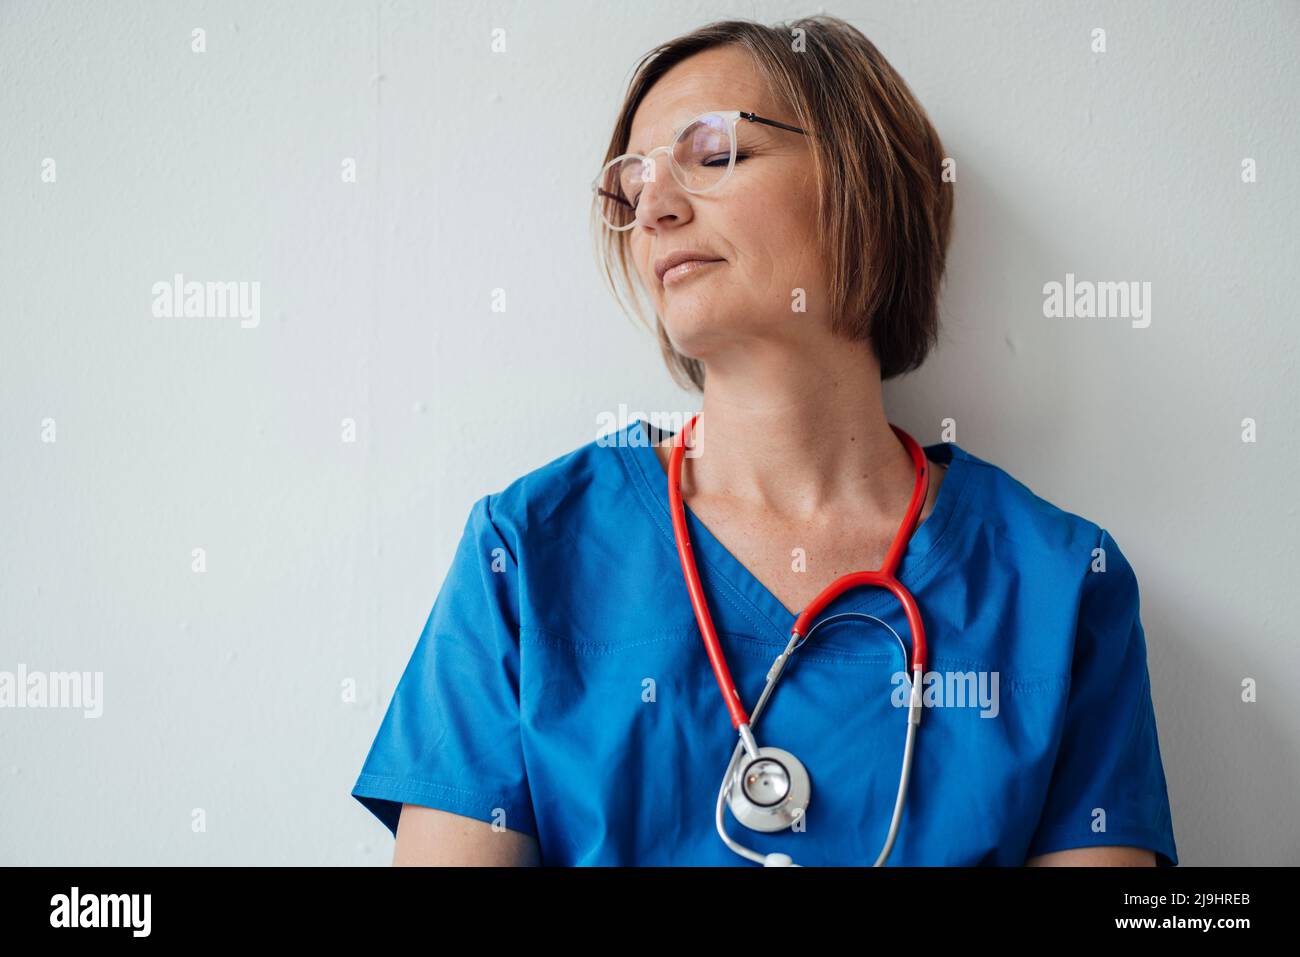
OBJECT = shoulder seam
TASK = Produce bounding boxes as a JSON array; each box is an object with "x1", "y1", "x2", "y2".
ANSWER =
[{"x1": 480, "y1": 493, "x2": 521, "y2": 568}]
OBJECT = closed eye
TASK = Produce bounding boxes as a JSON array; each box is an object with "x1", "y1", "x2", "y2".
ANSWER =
[{"x1": 702, "y1": 152, "x2": 750, "y2": 169}]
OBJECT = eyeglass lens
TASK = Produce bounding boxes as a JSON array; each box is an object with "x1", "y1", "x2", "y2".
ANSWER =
[{"x1": 596, "y1": 113, "x2": 733, "y2": 229}]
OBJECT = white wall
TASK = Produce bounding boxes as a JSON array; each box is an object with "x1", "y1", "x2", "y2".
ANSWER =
[{"x1": 1, "y1": 0, "x2": 1296, "y2": 865}]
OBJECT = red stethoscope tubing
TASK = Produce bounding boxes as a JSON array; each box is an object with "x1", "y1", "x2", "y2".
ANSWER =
[{"x1": 667, "y1": 413, "x2": 931, "y2": 731}]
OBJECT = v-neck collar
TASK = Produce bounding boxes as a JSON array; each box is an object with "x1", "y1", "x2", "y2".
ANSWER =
[{"x1": 615, "y1": 417, "x2": 972, "y2": 640}]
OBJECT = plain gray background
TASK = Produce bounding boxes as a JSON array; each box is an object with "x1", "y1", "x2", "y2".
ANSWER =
[{"x1": 1, "y1": 0, "x2": 1297, "y2": 865}]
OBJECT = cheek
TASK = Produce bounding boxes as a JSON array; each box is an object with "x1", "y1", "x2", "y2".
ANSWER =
[
  {"x1": 722, "y1": 196, "x2": 822, "y2": 299},
  {"x1": 626, "y1": 240, "x2": 655, "y2": 295}
]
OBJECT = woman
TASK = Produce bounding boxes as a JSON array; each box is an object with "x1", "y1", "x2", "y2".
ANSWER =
[{"x1": 351, "y1": 15, "x2": 1177, "y2": 866}]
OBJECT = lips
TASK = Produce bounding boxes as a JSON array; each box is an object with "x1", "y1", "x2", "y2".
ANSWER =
[
  {"x1": 654, "y1": 250, "x2": 725, "y2": 283},
  {"x1": 661, "y1": 259, "x2": 723, "y2": 286}
]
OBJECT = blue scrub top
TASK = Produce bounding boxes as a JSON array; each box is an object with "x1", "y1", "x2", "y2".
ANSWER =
[{"x1": 351, "y1": 418, "x2": 1179, "y2": 866}]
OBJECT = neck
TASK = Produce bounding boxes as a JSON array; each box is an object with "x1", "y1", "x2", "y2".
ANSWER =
[{"x1": 682, "y1": 337, "x2": 914, "y2": 523}]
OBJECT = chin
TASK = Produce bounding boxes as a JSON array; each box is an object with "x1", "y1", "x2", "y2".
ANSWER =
[{"x1": 660, "y1": 307, "x2": 745, "y2": 357}]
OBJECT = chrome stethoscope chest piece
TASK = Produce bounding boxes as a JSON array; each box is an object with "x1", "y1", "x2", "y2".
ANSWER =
[{"x1": 727, "y1": 746, "x2": 811, "y2": 833}]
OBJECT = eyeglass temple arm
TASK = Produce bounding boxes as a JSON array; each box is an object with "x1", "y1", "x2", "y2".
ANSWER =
[{"x1": 738, "y1": 111, "x2": 809, "y2": 136}]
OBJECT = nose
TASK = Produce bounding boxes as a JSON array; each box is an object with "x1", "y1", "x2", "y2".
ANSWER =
[{"x1": 634, "y1": 147, "x2": 691, "y2": 230}]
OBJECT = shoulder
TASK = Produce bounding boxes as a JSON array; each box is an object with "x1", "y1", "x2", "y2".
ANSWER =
[
  {"x1": 930, "y1": 440, "x2": 1141, "y2": 627},
  {"x1": 937, "y1": 441, "x2": 1109, "y2": 563},
  {"x1": 934, "y1": 442, "x2": 1149, "y2": 674},
  {"x1": 456, "y1": 421, "x2": 658, "y2": 635},
  {"x1": 471, "y1": 419, "x2": 644, "y2": 547}
]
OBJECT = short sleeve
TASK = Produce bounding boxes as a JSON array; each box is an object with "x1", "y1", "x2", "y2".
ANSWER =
[
  {"x1": 1026, "y1": 528, "x2": 1179, "y2": 866},
  {"x1": 350, "y1": 494, "x2": 536, "y2": 839}
]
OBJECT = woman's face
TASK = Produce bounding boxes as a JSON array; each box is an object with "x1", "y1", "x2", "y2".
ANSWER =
[{"x1": 623, "y1": 46, "x2": 827, "y2": 364}]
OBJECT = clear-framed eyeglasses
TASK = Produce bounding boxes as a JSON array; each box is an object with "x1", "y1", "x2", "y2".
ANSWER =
[{"x1": 592, "y1": 109, "x2": 810, "y2": 232}]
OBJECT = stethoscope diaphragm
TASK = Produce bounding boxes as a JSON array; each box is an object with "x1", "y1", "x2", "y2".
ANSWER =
[{"x1": 726, "y1": 745, "x2": 811, "y2": 833}]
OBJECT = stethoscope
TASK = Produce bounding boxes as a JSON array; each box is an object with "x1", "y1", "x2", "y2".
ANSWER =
[{"x1": 666, "y1": 412, "x2": 930, "y2": 867}]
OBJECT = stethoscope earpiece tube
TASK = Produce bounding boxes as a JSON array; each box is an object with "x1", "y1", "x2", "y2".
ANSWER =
[
  {"x1": 667, "y1": 417, "x2": 752, "y2": 732},
  {"x1": 668, "y1": 413, "x2": 932, "y2": 867}
]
